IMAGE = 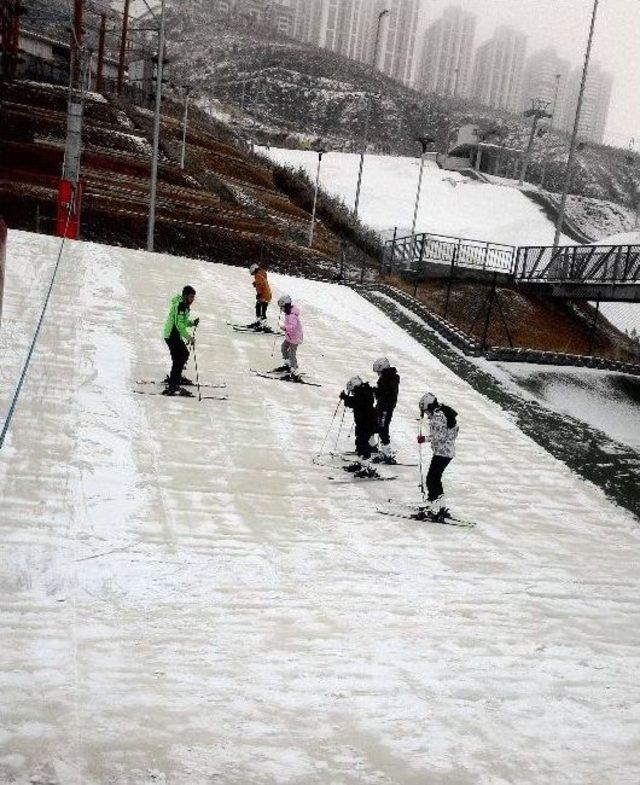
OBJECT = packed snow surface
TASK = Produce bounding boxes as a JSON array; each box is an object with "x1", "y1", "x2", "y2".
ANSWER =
[
  {"x1": 1, "y1": 231, "x2": 639, "y2": 785},
  {"x1": 260, "y1": 147, "x2": 573, "y2": 247}
]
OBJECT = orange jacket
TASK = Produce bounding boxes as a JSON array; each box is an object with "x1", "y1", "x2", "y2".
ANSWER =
[{"x1": 253, "y1": 268, "x2": 272, "y2": 303}]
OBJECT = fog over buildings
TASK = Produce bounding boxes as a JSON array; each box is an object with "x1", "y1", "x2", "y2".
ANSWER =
[{"x1": 188, "y1": 0, "x2": 637, "y2": 148}]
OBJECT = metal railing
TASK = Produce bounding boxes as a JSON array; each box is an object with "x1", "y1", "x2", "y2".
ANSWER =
[
  {"x1": 384, "y1": 231, "x2": 516, "y2": 275},
  {"x1": 516, "y1": 244, "x2": 640, "y2": 284}
]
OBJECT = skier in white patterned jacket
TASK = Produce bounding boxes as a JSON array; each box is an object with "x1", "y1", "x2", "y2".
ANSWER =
[{"x1": 418, "y1": 392, "x2": 459, "y2": 520}]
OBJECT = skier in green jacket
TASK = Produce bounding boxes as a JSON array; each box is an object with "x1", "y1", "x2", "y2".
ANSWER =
[{"x1": 163, "y1": 285, "x2": 199, "y2": 394}]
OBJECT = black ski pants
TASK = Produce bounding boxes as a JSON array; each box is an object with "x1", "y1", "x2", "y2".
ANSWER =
[
  {"x1": 255, "y1": 300, "x2": 268, "y2": 319},
  {"x1": 426, "y1": 455, "x2": 452, "y2": 502},
  {"x1": 355, "y1": 422, "x2": 375, "y2": 461},
  {"x1": 376, "y1": 407, "x2": 394, "y2": 446},
  {"x1": 166, "y1": 332, "x2": 189, "y2": 388}
]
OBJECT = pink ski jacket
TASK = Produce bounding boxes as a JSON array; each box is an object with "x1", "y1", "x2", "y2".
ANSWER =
[{"x1": 284, "y1": 306, "x2": 304, "y2": 344}]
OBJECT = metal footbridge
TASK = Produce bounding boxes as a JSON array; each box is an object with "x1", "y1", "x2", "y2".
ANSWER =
[{"x1": 384, "y1": 231, "x2": 640, "y2": 302}]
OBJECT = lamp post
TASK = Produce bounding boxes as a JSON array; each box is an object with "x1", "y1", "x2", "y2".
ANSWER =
[
  {"x1": 308, "y1": 148, "x2": 326, "y2": 248},
  {"x1": 553, "y1": 0, "x2": 599, "y2": 247},
  {"x1": 519, "y1": 99, "x2": 552, "y2": 186},
  {"x1": 180, "y1": 85, "x2": 191, "y2": 169},
  {"x1": 147, "y1": 0, "x2": 166, "y2": 253},
  {"x1": 353, "y1": 7, "x2": 389, "y2": 218},
  {"x1": 410, "y1": 135, "x2": 435, "y2": 238}
]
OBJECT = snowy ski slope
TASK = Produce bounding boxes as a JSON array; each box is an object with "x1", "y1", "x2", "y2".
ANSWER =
[{"x1": 1, "y1": 231, "x2": 639, "y2": 785}]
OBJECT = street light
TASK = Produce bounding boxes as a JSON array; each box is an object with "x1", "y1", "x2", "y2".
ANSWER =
[
  {"x1": 180, "y1": 84, "x2": 191, "y2": 169},
  {"x1": 410, "y1": 135, "x2": 435, "y2": 238},
  {"x1": 553, "y1": 0, "x2": 599, "y2": 247},
  {"x1": 519, "y1": 98, "x2": 552, "y2": 186},
  {"x1": 353, "y1": 7, "x2": 389, "y2": 219},
  {"x1": 308, "y1": 148, "x2": 326, "y2": 248},
  {"x1": 147, "y1": 0, "x2": 166, "y2": 253}
]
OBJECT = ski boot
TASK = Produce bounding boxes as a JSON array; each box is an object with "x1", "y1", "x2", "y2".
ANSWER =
[
  {"x1": 343, "y1": 461, "x2": 362, "y2": 473},
  {"x1": 354, "y1": 463, "x2": 379, "y2": 479},
  {"x1": 270, "y1": 364, "x2": 290, "y2": 375}
]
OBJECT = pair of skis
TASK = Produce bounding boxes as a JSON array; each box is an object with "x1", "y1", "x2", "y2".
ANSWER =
[
  {"x1": 377, "y1": 500, "x2": 476, "y2": 528},
  {"x1": 134, "y1": 379, "x2": 228, "y2": 401},
  {"x1": 227, "y1": 321, "x2": 282, "y2": 335},
  {"x1": 250, "y1": 368, "x2": 322, "y2": 388}
]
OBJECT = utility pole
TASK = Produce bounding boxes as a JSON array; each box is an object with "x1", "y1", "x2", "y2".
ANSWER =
[
  {"x1": 71, "y1": 0, "x2": 83, "y2": 90},
  {"x1": 353, "y1": 7, "x2": 389, "y2": 219},
  {"x1": 308, "y1": 148, "x2": 326, "y2": 248},
  {"x1": 519, "y1": 99, "x2": 552, "y2": 186},
  {"x1": 96, "y1": 13, "x2": 106, "y2": 93},
  {"x1": 117, "y1": 0, "x2": 130, "y2": 95},
  {"x1": 147, "y1": 0, "x2": 166, "y2": 253},
  {"x1": 180, "y1": 86, "x2": 191, "y2": 169},
  {"x1": 554, "y1": 0, "x2": 599, "y2": 247},
  {"x1": 410, "y1": 136, "x2": 435, "y2": 238},
  {"x1": 56, "y1": 0, "x2": 86, "y2": 239}
]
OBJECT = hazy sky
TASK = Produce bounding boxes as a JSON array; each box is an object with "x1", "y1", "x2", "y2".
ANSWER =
[
  {"x1": 419, "y1": 0, "x2": 640, "y2": 147},
  {"x1": 128, "y1": 0, "x2": 639, "y2": 148}
]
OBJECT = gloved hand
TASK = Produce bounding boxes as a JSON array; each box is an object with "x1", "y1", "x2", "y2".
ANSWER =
[
  {"x1": 192, "y1": 317, "x2": 200, "y2": 327},
  {"x1": 339, "y1": 391, "x2": 347, "y2": 401},
  {"x1": 417, "y1": 434, "x2": 427, "y2": 444}
]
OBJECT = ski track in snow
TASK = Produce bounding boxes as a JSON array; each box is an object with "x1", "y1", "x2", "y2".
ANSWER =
[{"x1": 0, "y1": 231, "x2": 639, "y2": 785}]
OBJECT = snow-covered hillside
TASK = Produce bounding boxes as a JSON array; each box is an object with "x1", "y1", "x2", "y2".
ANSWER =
[
  {"x1": 1, "y1": 231, "x2": 639, "y2": 785},
  {"x1": 262, "y1": 147, "x2": 640, "y2": 337},
  {"x1": 262, "y1": 147, "x2": 572, "y2": 246}
]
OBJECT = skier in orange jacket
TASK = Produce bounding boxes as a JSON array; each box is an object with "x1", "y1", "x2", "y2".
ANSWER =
[{"x1": 249, "y1": 263, "x2": 272, "y2": 330}]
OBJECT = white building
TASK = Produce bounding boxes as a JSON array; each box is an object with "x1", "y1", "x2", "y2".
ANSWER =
[
  {"x1": 520, "y1": 47, "x2": 570, "y2": 126},
  {"x1": 417, "y1": 5, "x2": 476, "y2": 98},
  {"x1": 471, "y1": 25, "x2": 527, "y2": 112},
  {"x1": 373, "y1": 0, "x2": 419, "y2": 85},
  {"x1": 559, "y1": 61, "x2": 613, "y2": 145}
]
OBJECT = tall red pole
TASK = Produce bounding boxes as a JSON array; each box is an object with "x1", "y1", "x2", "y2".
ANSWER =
[
  {"x1": 117, "y1": 0, "x2": 130, "y2": 95},
  {"x1": 96, "y1": 12, "x2": 106, "y2": 92}
]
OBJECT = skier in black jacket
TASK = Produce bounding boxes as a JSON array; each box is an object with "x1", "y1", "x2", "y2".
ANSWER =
[
  {"x1": 372, "y1": 357, "x2": 400, "y2": 462},
  {"x1": 339, "y1": 376, "x2": 378, "y2": 477}
]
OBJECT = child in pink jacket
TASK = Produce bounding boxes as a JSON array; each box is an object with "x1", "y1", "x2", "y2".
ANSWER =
[{"x1": 274, "y1": 294, "x2": 304, "y2": 379}]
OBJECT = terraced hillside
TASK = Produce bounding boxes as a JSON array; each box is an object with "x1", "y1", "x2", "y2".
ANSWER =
[{"x1": 0, "y1": 79, "x2": 352, "y2": 274}]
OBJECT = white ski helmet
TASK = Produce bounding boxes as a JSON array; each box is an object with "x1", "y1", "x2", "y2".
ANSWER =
[
  {"x1": 346, "y1": 375, "x2": 364, "y2": 393},
  {"x1": 373, "y1": 356, "x2": 390, "y2": 374},
  {"x1": 249, "y1": 263, "x2": 259, "y2": 275},
  {"x1": 419, "y1": 392, "x2": 437, "y2": 413},
  {"x1": 278, "y1": 294, "x2": 292, "y2": 308}
]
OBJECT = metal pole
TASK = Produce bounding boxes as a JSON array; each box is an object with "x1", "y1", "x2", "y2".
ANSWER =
[
  {"x1": 0, "y1": 218, "x2": 6, "y2": 329},
  {"x1": 411, "y1": 154, "x2": 426, "y2": 237},
  {"x1": 353, "y1": 8, "x2": 388, "y2": 218},
  {"x1": 180, "y1": 88, "x2": 190, "y2": 169},
  {"x1": 96, "y1": 13, "x2": 106, "y2": 93},
  {"x1": 71, "y1": 0, "x2": 83, "y2": 90},
  {"x1": 117, "y1": 0, "x2": 130, "y2": 95},
  {"x1": 308, "y1": 150, "x2": 323, "y2": 248},
  {"x1": 147, "y1": 0, "x2": 166, "y2": 253},
  {"x1": 553, "y1": 0, "x2": 599, "y2": 247},
  {"x1": 588, "y1": 295, "x2": 600, "y2": 355},
  {"x1": 443, "y1": 242, "x2": 459, "y2": 319},
  {"x1": 519, "y1": 113, "x2": 539, "y2": 186},
  {"x1": 354, "y1": 149, "x2": 365, "y2": 218}
]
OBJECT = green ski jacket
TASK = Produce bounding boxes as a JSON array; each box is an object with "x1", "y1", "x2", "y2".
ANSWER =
[{"x1": 163, "y1": 294, "x2": 195, "y2": 342}]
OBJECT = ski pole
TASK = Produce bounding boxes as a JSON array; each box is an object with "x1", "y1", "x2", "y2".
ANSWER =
[
  {"x1": 271, "y1": 333, "x2": 278, "y2": 357},
  {"x1": 192, "y1": 323, "x2": 202, "y2": 402},
  {"x1": 316, "y1": 399, "x2": 342, "y2": 458},
  {"x1": 333, "y1": 406, "x2": 346, "y2": 455},
  {"x1": 417, "y1": 417, "x2": 426, "y2": 501}
]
